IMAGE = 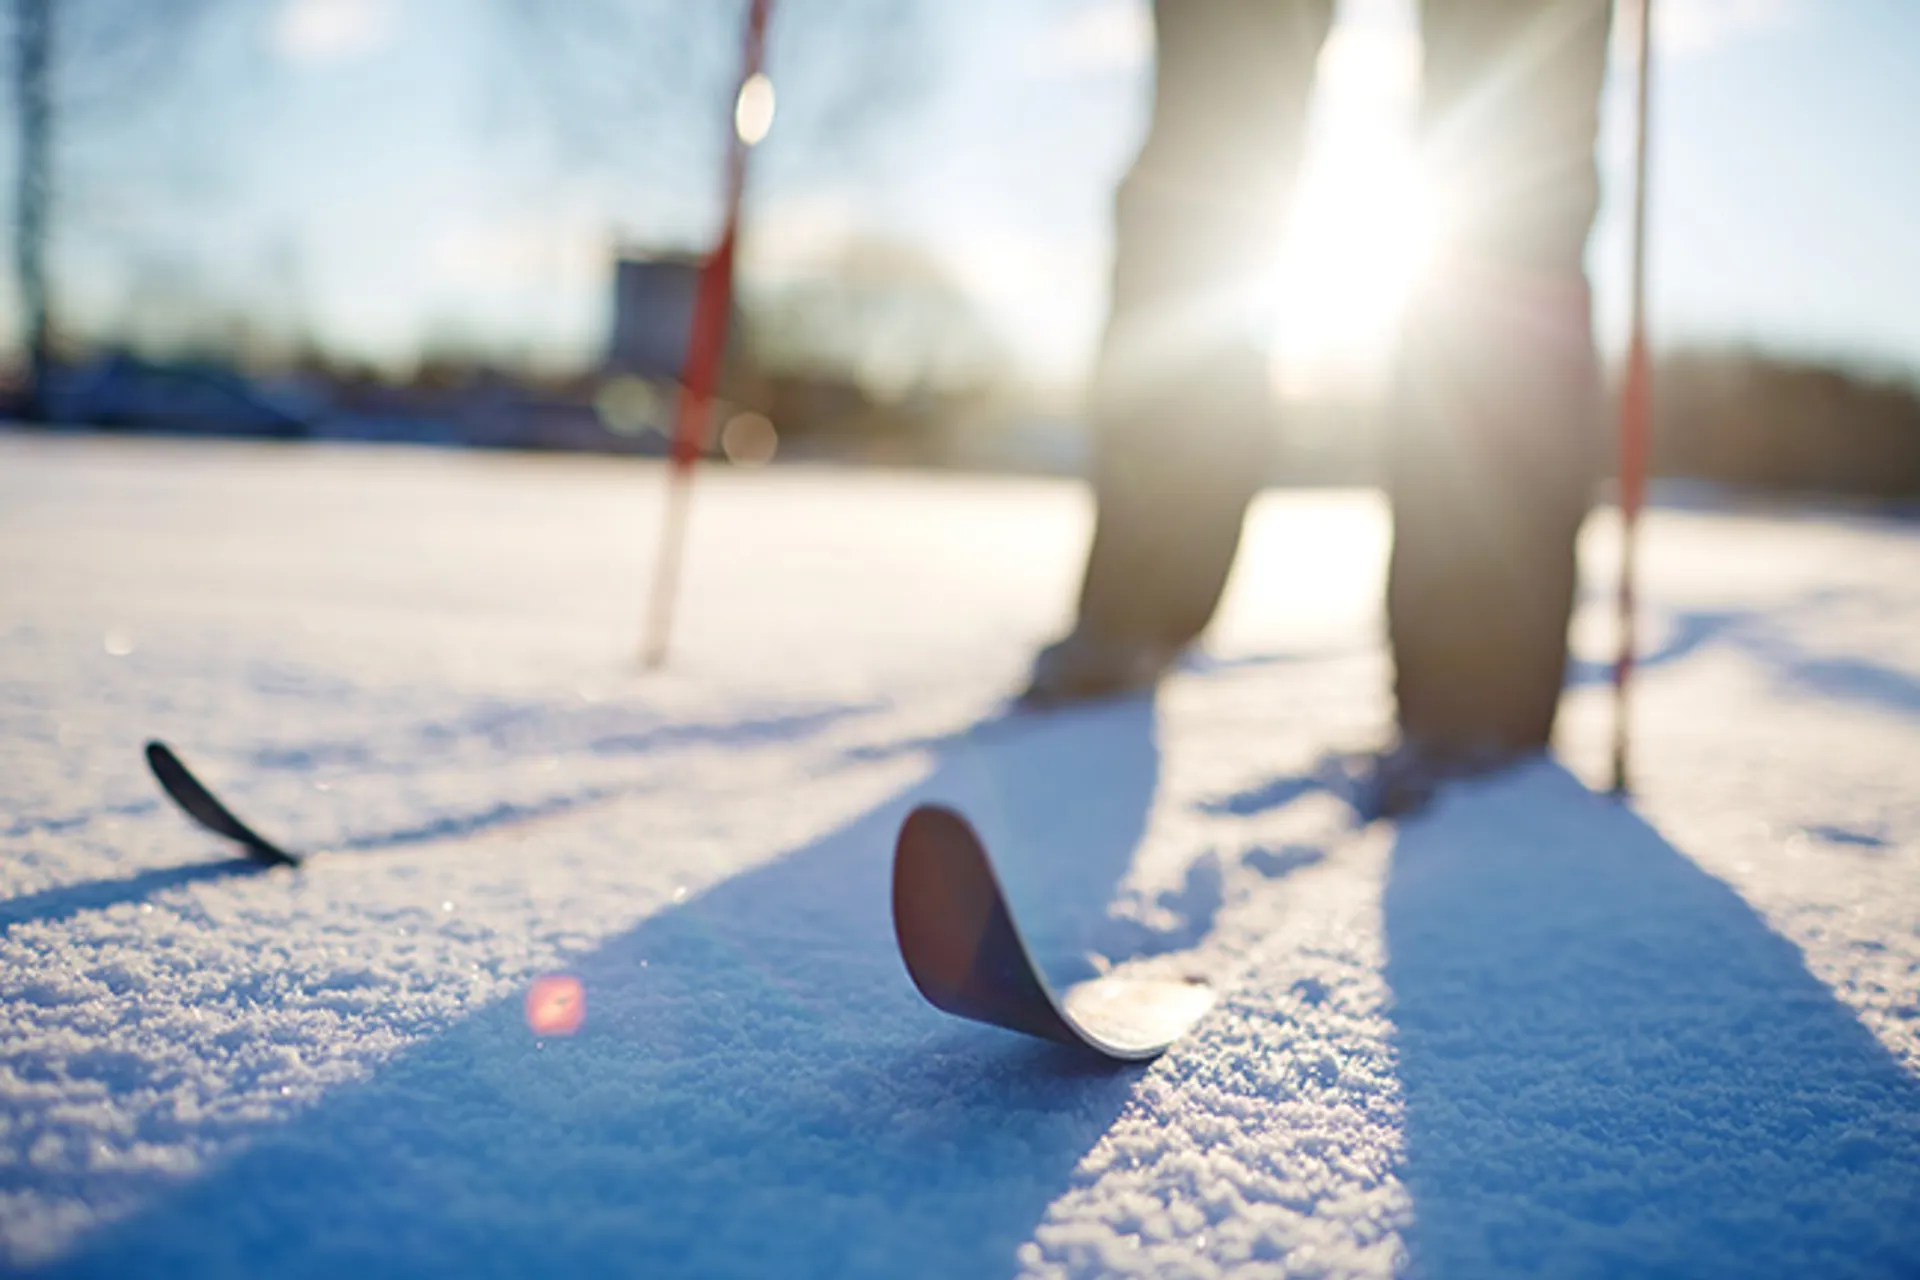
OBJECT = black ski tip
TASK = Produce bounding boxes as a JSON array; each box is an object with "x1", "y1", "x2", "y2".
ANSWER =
[
  {"x1": 892, "y1": 804, "x2": 1077, "y2": 1048},
  {"x1": 892, "y1": 803, "x2": 1212, "y2": 1061},
  {"x1": 144, "y1": 740, "x2": 301, "y2": 867}
]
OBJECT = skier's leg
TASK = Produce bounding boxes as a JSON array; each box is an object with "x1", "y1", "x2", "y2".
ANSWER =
[
  {"x1": 1028, "y1": 0, "x2": 1335, "y2": 704},
  {"x1": 1385, "y1": 0, "x2": 1612, "y2": 757}
]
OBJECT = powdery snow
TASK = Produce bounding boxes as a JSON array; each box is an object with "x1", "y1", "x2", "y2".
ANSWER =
[{"x1": 1, "y1": 433, "x2": 1916, "y2": 1276}]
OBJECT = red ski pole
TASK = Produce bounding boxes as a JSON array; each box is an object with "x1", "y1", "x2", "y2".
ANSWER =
[
  {"x1": 642, "y1": 0, "x2": 774, "y2": 668},
  {"x1": 1611, "y1": 0, "x2": 1654, "y2": 795}
]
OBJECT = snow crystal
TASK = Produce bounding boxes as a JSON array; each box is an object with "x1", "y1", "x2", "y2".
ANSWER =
[{"x1": 2, "y1": 435, "x2": 1917, "y2": 1276}]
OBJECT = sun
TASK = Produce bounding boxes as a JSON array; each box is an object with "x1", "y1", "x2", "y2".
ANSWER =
[
  {"x1": 1268, "y1": 153, "x2": 1433, "y2": 400},
  {"x1": 1264, "y1": 12, "x2": 1434, "y2": 401}
]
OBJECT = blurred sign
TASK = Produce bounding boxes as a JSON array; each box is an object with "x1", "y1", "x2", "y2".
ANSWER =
[{"x1": 606, "y1": 255, "x2": 704, "y2": 377}]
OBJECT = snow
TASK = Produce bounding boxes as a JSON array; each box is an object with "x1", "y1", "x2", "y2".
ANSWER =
[{"x1": 2, "y1": 432, "x2": 1917, "y2": 1276}]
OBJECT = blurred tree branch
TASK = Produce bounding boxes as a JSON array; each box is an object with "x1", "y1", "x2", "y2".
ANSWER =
[
  {"x1": 8, "y1": 0, "x2": 228, "y2": 416},
  {"x1": 13, "y1": 0, "x2": 51, "y2": 414},
  {"x1": 490, "y1": 0, "x2": 932, "y2": 242}
]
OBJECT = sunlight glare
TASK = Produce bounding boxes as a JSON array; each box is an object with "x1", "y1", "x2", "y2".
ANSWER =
[
  {"x1": 1269, "y1": 158, "x2": 1434, "y2": 399},
  {"x1": 1266, "y1": 4, "x2": 1430, "y2": 401}
]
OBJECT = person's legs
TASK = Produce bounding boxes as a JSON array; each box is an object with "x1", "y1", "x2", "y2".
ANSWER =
[
  {"x1": 1027, "y1": 0, "x2": 1335, "y2": 704},
  {"x1": 1386, "y1": 0, "x2": 1612, "y2": 756}
]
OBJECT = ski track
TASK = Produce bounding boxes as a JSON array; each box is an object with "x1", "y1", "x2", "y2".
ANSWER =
[{"x1": 1, "y1": 434, "x2": 1918, "y2": 1277}]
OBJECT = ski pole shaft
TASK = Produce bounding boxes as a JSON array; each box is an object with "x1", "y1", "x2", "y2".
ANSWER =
[
  {"x1": 1611, "y1": 0, "x2": 1654, "y2": 795},
  {"x1": 643, "y1": 0, "x2": 773, "y2": 668}
]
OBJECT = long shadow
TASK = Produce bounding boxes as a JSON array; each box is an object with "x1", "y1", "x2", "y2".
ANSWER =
[
  {"x1": 41, "y1": 698, "x2": 1164, "y2": 1278},
  {"x1": 1739, "y1": 629, "x2": 1920, "y2": 719},
  {"x1": 0, "y1": 859, "x2": 262, "y2": 934},
  {"x1": 4, "y1": 798, "x2": 158, "y2": 842},
  {"x1": 1563, "y1": 608, "x2": 1739, "y2": 687},
  {"x1": 3, "y1": 705, "x2": 874, "y2": 851},
  {"x1": 1385, "y1": 764, "x2": 1920, "y2": 1277},
  {"x1": 1565, "y1": 596, "x2": 1920, "y2": 723},
  {"x1": 2, "y1": 702, "x2": 879, "y2": 931},
  {"x1": 2, "y1": 782, "x2": 641, "y2": 936},
  {"x1": 1196, "y1": 768, "x2": 1332, "y2": 819},
  {"x1": 1209, "y1": 600, "x2": 1920, "y2": 821},
  {"x1": 330, "y1": 781, "x2": 635, "y2": 853},
  {"x1": 247, "y1": 702, "x2": 877, "y2": 776}
]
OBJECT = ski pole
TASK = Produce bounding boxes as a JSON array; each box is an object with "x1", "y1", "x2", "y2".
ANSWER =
[
  {"x1": 1611, "y1": 0, "x2": 1654, "y2": 795},
  {"x1": 643, "y1": 0, "x2": 774, "y2": 668}
]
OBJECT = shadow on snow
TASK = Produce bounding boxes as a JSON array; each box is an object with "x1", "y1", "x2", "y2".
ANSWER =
[
  {"x1": 0, "y1": 859, "x2": 261, "y2": 934},
  {"x1": 41, "y1": 699, "x2": 1164, "y2": 1279},
  {"x1": 1386, "y1": 763, "x2": 1920, "y2": 1277},
  {"x1": 1, "y1": 705, "x2": 884, "y2": 935},
  {"x1": 1563, "y1": 598, "x2": 1920, "y2": 721},
  {"x1": 1206, "y1": 597, "x2": 1920, "y2": 821},
  {"x1": 33, "y1": 699, "x2": 1920, "y2": 1276}
]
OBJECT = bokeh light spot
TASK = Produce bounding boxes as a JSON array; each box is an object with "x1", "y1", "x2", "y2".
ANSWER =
[
  {"x1": 525, "y1": 974, "x2": 585, "y2": 1037},
  {"x1": 595, "y1": 375, "x2": 659, "y2": 436},
  {"x1": 734, "y1": 72, "x2": 775, "y2": 146},
  {"x1": 721, "y1": 412, "x2": 778, "y2": 466}
]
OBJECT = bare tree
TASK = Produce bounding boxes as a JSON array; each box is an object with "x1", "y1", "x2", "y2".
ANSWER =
[
  {"x1": 12, "y1": 0, "x2": 51, "y2": 416},
  {"x1": 8, "y1": 0, "x2": 227, "y2": 418},
  {"x1": 746, "y1": 234, "x2": 1010, "y2": 404},
  {"x1": 492, "y1": 0, "x2": 932, "y2": 238}
]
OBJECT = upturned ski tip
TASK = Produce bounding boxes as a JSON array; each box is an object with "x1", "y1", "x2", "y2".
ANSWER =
[
  {"x1": 144, "y1": 740, "x2": 301, "y2": 867},
  {"x1": 891, "y1": 803, "x2": 1212, "y2": 1061}
]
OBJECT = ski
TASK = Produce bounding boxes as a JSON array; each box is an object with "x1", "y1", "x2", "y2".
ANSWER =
[
  {"x1": 144, "y1": 740, "x2": 301, "y2": 867},
  {"x1": 891, "y1": 804, "x2": 1213, "y2": 1061}
]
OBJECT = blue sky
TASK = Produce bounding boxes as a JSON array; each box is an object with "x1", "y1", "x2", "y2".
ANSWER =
[
  {"x1": 1598, "y1": 0, "x2": 1920, "y2": 374},
  {"x1": 19, "y1": 0, "x2": 1920, "y2": 392}
]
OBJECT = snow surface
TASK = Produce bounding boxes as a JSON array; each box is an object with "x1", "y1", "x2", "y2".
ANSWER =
[{"x1": 2, "y1": 433, "x2": 1917, "y2": 1277}]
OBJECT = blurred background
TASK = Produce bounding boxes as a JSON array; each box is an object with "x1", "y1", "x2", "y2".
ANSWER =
[{"x1": 0, "y1": 0, "x2": 1915, "y2": 494}]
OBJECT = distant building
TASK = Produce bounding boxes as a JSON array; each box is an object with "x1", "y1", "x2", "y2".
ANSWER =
[{"x1": 606, "y1": 253, "x2": 721, "y2": 378}]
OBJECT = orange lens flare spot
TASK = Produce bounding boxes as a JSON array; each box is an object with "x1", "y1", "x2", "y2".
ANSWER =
[{"x1": 525, "y1": 975, "x2": 585, "y2": 1037}]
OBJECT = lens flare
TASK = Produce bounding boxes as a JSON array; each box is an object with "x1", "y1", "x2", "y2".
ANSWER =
[
  {"x1": 721, "y1": 411, "x2": 778, "y2": 465},
  {"x1": 525, "y1": 974, "x2": 585, "y2": 1037}
]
